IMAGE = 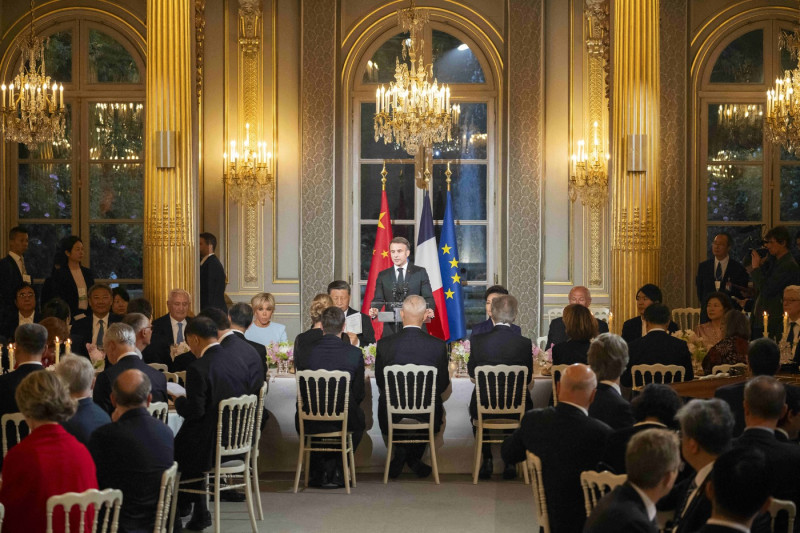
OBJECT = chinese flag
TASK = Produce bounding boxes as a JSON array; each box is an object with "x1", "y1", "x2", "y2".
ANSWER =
[{"x1": 361, "y1": 189, "x2": 394, "y2": 340}]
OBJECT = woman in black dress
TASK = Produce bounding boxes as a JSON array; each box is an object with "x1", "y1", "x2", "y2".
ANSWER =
[
  {"x1": 51, "y1": 236, "x2": 95, "y2": 319},
  {"x1": 552, "y1": 304, "x2": 599, "y2": 365}
]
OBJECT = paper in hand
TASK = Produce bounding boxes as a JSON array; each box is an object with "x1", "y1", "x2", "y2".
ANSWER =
[
  {"x1": 167, "y1": 382, "x2": 187, "y2": 397},
  {"x1": 345, "y1": 312, "x2": 363, "y2": 335}
]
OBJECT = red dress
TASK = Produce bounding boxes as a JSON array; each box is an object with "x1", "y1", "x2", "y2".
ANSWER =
[{"x1": 0, "y1": 423, "x2": 98, "y2": 533}]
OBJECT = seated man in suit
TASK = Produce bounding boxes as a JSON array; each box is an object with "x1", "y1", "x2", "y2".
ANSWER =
[
  {"x1": 93, "y1": 323, "x2": 168, "y2": 415},
  {"x1": 469, "y1": 294, "x2": 533, "y2": 479},
  {"x1": 89, "y1": 369, "x2": 174, "y2": 533},
  {"x1": 328, "y1": 280, "x2": 375, "y2": 346},
  {"x1": 732, "y1": 376, "x2": 800, "y2": 518},
  {"x1": 501, "y1": 364, "x2": 613, "y2": 533},
  {"x1": 199, "y1": 232, "x2": 227, "y2": 312},
  {"x1": 375, "y1": 295, "x2": 450, "y2": 479},
  {"x1": 697, "y1": 447, "x2": 771, "y2": 533},
  {"x1": 0, "y1": 323, "x2": 46, "y2": 467},
  {"x1": 621, "y1": 284, "x2": 680, "y2": 344},
  {"x1": 777, "y1": 385, "x2": 800, "y2": 442},
  {"x1": 545, "y1": 285, "x2": 608, "y2": 347},
  {"x1": 585, "y1": 428, "x2": 681, "y2": 533},
  {"x1": 198, "y1": 307, "x2": 264, "y2": 396},
  {"x1": 143, "y1": 288, "x2": 191, "y2": 369},
  {"x1": 228, "y1": 302, "x2": 267, "y2": 376},
  {"x1": 715, "y1": 338, "x2": 781, "y2": 437},
  {"x1": 587, "y1": 333, "x2": 634, "y2": 429},
  {"x1": 621, "y1": 303, "x2": 694, "y2": 388},
  {"x1": 667, "y1": 399, "x2": 735, "y2": 533},
  {"x1": 171, "y1": 317, "x2": 251, "y2": 529},
  {"x1": 295, "y1": 306, "x2": 366, "y2": 488},
  {"x1": 470, "y1": 285, "x2": 522, "y2": 338},
  {"x1": 69, "y1": 283, "x2": 123, "y2": 359},
  {"x1": 1, "y1": 282, "x2": 40, "y2": 341},
  {"x1": 55, "y1": 355, "x2": 110, "y2": 445},
  {"x1": 121, "y1": 312, "x2": 153, "y2": 354},
  {"x1": 696, "y1": 232, "x2": 750, "y2": 322}
]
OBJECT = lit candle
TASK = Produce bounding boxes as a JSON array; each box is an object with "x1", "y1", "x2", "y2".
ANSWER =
[
  {"x1": 376, "y1": 88, "x2": 380, "y2": 112},
  {"x1": 1, "y1": 84, "x2": 5, "y2": 108},
  {"x1": 267, "y1": 151, "x2": 272, "y2": 174},
  {"x1": 608, "y1": 312, "x2": 613, "y2": 332},
  {"x1": 245, "y1": 123, "x2": 250, "y2": 148},
  {"x1": 784, "y1": 312, "x2": 789, "y2": 340},
  {"x1": 763, "y1": 311, "x2": 769, "y2": 338},
  {"x1": 59, "y1": 84, "x2": 63, "y2": 108},
  {"x1": 65, "y1": 338, "x2": 72, "y2": 355},
  {"x1": 9, "y1": 83, "x2": 14, "y2": 104},
  {"x1": 55, "y1": 336, "x2": 61, "y2": 364},
  {"x1": 8, "y1": 343, "x2": 15, "y2": 371}
]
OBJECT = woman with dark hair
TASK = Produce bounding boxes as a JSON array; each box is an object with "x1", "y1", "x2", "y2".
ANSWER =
[
  {"x1": 51, "y1": 236, "x2": 95, "y2": 319},
  {"x1": 620, "y1": 284, "x2": 679, "y2": 343},
  {"x1": 552, "y1": 304, "x2": 599, "y2": 365},
  {"x1": 702, "y1": 310, "x2": 750, "y2": 375},
  {"x1": 693, "y1": 291, "x2": 732, "y2": 347},
  {"x1": 111, "y1": 287, "x2": 130, "y2": 316}
]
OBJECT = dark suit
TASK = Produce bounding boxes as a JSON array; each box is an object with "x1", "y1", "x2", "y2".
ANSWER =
[
  {"x1": 88, "y1": 407, "x2": 174, "y2": 533},
  {"x1": 0, "y1": 363, "x2": 43, "y2": 467},
  {"x1": 621, "y1": 316, "x2": 679, "y2": 344},
  {"x1": 1, "y1": 311, "x2": 41, "y2": 342},
  {"x1": 669, "y1": 472, "x2": 712, "y2": 533},
  {"x1": 200, "y1": 254, "x2": 227, "y2": 312},
  {"x1": 546, "y1": 316, "x2": 608, "y2": 349},
  {"x1": 695, "y1": 257, "x2": 750, "y2": 321},
  {"x1": 220, "y1": 331, "x2": 265, "y2": 395},
  {"x1": 471, "y1": 318, "x2": 521, "y2": 339},
  {"x1": 502, "y1": 403, "x2": 613, "y2": 533},
  {"x1": 68, "y1": 312, "x2": 123, "y2": 358},
  {"x1": 732, "y1": 428, "x2": 800, "y2": 511},
  {"x1": 51, "y1": 265, "x2": 95, "y2": 319},
  {"x1": 589, "y1": 383, "x2": 634, "y2": 430},
  {"x1": 93, "y1": 353, "x2": 168, "y2": 415},
  {"x1": 142, "y1": 313, "x2": 188, "y2": 370},
  {"x1": 232, "y1": 330, "x2": 267, "y2": 376},
  {"x1": 714, "y1": 382, "x2": 747, "y2": 437},
  {"x1": 61, "y1": 397, "x2": 111, "y2": 445},
  {"x1": 467, "y1": 325, "x2": 534, "y2": 421},
  {"x1": 174, "y1": 343, "x2": 251, "y2": 474},
  {"x1": 345, "y1": 306, "x2": 375, "y2": 346},
  {"x1": 552, "y1": 339, "x2": 591, "y2": 365},
  {"x1": 0, "y1": 254, "x2": 27, "y2": 333},
  {"x1": 294, "y1": 335, "x2": 366, "y2": 444},
  {"x1": 293, "y1": 328, "x2": 325, "y2": 368},
  {"x1": 375, "y1": 327, "x2": 450, "y2": 435},
  {"x1": 371, "y1": 263, "x2": 434, "y2": 335},
  {"x1": 751, "y1": 253, "x2": 800, "y2": 338},
  {"x1": 600, "y1": 422, "x2": 667, "y2": 474},
  {"x1": 621, "y1": 330, "x2": 694, "y2": 388},
  {"x1": 584, "y1": 481, "x2": 658, "y2": 533}
]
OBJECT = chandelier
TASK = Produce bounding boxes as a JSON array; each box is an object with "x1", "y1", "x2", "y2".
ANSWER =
[
  {"x1": 766, "y1": 5, "x2": 800, "y2": 153},
  {"x1": 223, "y1": 123, "x2": 274, "y2": 207},
  {"x1": 373, "y1": 0, "x2": 460, "y2": 155},
  {"x1": 569, "y1": 121, "x2": 609, "y2": 208},
  {"x1": 1, "y1": 0, "x2": 65, "y2": 146},
  {"x1": 718, "y1": 104, "x2": 762, "y2": 127}
]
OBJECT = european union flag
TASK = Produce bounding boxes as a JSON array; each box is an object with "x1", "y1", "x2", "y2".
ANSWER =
[{"x1": 438, "y1": 190, "x2": 466, "y2": 341}]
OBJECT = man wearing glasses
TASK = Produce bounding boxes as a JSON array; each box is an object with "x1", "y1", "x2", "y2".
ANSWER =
[
  {"x1": 750, "y1": 226, "x2": 800, "y2": 339},
  {"x1": 1, "y1": 283, "x2": 39, "y2": 341}
]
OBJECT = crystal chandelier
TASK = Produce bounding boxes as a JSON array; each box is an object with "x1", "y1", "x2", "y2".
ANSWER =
[
  {"x1": 373, "y1": 0, "x2": 460, "y2": 155},
  {"x1": 223, "y1": 123, "x2": 274, "y2": 207},
  {"x1": 766, "y1": 5, "x2": 800, "y2": 153},
  {"x1": 718, "y1": 104, "x2": 762, "y2": 127},
  {"x1": 1, "y1": 0, "x2": 65, "y2": 146},
  {"x1": 569, "y1": 121, "x2": 610, "y2": 208}
]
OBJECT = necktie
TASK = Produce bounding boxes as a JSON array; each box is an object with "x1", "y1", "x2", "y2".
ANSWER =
[
  {"x1": 789, "y1": 323, "x2": 797, "y2": 346},
  {"x1": 176, "y1": 322, "x2": 184, "y2": 344},
  {"x1": 18, "y1": 257, "x2": 27, "y2": 276},
  {"x1": 96, "y1": 319, "x2": 105, "y2": 346},
  {"x1": 715, "y1": 261, "x2": 722, "y2": 281},
  {"x1": 680, "y1": 479, "x2": 698, "y2": 517},
  {"x1": 397, "y1": 267, "x2": 405, "y2": 285}
]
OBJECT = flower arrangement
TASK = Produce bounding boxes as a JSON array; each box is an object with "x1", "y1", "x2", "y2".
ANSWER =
[
  {"x1": 170, "y1": 342, "x2": 191, "y2": 361},
  {"x1": 671, "y1": 330, "x2": 709, "y2": 360},
  {"x1": 362, "y1": 343, "x2": 377, "y2": 367},
  {"x1": 451, "y1": 340, "x2": 470, "y2": 363},
  {"x1": 532, "y1": 343, "x2": 553, "y2": 371},
  {"x1": 266, "y1": 341, "x2": 294, "y2": 365}
]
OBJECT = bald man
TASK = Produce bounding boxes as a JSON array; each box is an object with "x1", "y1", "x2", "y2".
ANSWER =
[
  {"x1": 88, "y1": 369, "x2": 174, "y2": 533},
  {"x1": 545, "y1": 286, "x2": 609, "y2": 348},
  {"x1": 502, "y1": 364, "x2": 613, "y2": 533}
]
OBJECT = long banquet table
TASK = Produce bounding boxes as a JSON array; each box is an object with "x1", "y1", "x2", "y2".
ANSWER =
[{"x1": 257, "y1": 372, "x2": 554, "y2": 474}]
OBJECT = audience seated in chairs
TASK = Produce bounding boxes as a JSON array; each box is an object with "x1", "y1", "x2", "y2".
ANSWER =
[
  {"x1": 587, "y1": 333, "x2": 634, "y2": 430},
  {"x1": 694, "y1": 292, "x2": 733, "y2": 348},
  {"x1": 69, "y1": 283, "x2": 123, "y2": 359},
  {"x1": 111, "y1": 287, "x2": 130, "y2": 316},
  {"x1": 470, "y1": 285, "x2": 522, "y2": 339},
  {"x1": 701, "y1": 310, "x2": 750, "y2": 375},
  {"x1": 127, "y1": 297, "x2": 153, "y2": 321},
  {"x1": 0, "y1": 370, "x2": 97, "y2": 533},
  {"x1": 667, "y1": 399, "x2": 735, "y2": 533},
  {"x1": 600, "y1": 384, "x2": 682, "y2": 474},
  {"x1": 376, "y1": 295, "x2": 451, "y2": 480},
  {"x1": 469, "y1": 294, "x2": 533, "y2": 480},
  {"x1": 89, "y1": 369, "x2": 174, "y2": 533},
  {"x1": 143, "y1": 289, "x2": 191, "y2": 370},
  {"x1": 621, "y1": 284, "x2": 679, "y2": 343},
  {"x1": 584, "y1": 428, "x2": 681, "y2": 533},
  {"x1": 245, "y1": 292, "x2": 287, "y2": 347},
  {"x1": 777, "y1": 385, "x2": 800, "y2": 442},
  {"x1": 501, "y1": 364, "x2": 612, "y2": 533},
  {"x1": 546, "y1": 286, "x2": 608, "y2": 348},
  {"x1": 55, "y1": 355, "x2": 110, "y2": 445},
  {"x1": 621, "y1": 303, "x2": 694, "y2": 388},
  {"x1": 229, "y1": 302, "x2": 268, "y2": 376},
  {"x1": 293, "y1": 294, "x2": 336, "y2": 366},
  {"x1": 1, "y1": 282, "x2": 40, "y2": 341},
  {"x1": 552, "y1": 304, "x2": 599, "y2": 366},
  {"x1": 122, "y1": 312, "x2": 153, "y2": 354}
]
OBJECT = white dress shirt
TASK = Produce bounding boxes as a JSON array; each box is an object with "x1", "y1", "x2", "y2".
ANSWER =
[
  {"x1": 92, "y1": 313, "x2": 110, "y2": 345},
  {"x1": 394, "y1": 262, "x2": 409, "y2": 281},
  {"x1": 18, "y1": 312, "x2": 35, "y2": 326},
  {"x1": 200, "y1": 252, "x2": 214, "y2": 266},
  {"x1": 714, "y1": 255, "x2": 730, "y2": 287},
  {"x1": 559, "y1": 401, "x2": 588, "y2": 416},
  {"x1": 630, "y1": 482, "x2": 657, "y2": 522}
]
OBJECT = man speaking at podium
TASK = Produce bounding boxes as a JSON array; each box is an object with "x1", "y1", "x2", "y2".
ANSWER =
[{"x1": 369, "y1": 237, "x2": 434, "y2": 336}]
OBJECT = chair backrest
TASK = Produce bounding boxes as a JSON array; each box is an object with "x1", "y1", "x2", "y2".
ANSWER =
[
  {"x1": 163, "y1": 371, "x2": 181, "y2": 384},
  {"x1": 710, "y1": 363, "x2": 747, "y2": 375},
  {"x1": 153, "y1": 462, "x2": 178, "y2": 533},
  {"x1": 546, "y1": 308, "x2": 563, "y2": 322},
  {"x1": 672, "y1": 308, "x2": 701, "y2": 331},
  {"x1": 0, "y1": 501, "x2": 4, "y2": 531},
  {"x1": 536, "y1": 336, "x2": 548, "y2": 351},
  {"x1": 591, "y1": 307, "x2": 611, "y2": 321},
  {"x1": 526, "y1": 451, "x2": 550, "y2": 533},
  {"x1": 253, "y1": 381, "x2": 269, "y2": 454},
  {"x1": 474, "y1": 365, "x2": 528, "y2": 420},
  {"x1": 147, "y1": 402, "x2": 169, "y2": 424},
  {"x1": 550, "y1": 364, "x2": 570, "y2": 406},
  {"x1": 46, "y1": 488, "x2": 123, "y2": 533},
  {"x1": 631, "y1": 364, "x2": 685, "y2": 390},
  {"x1": 173, "y1": 371, "x2": 186, "y2": 385},
  {"x1": 147, "y1": 363, "x2": 169, "y2": 373},
  {"x1": 383, "y1": 364, "x2": 438, "y2": 417},
  {"x1": 1, "y1": 412, "x2": 28, "y2": 457},
  {"x1": 769, "y1": 498, "x2": 796, "y2": 532},
  {"x1": 580, "y1": 470, "x2": 627, "y2": 517},
  {"x1": 215, "y1": 394, "x2": 258, "y2": 460},
  {"x1": 295, "y1": 370, "x2": 351, "y2": 426}
]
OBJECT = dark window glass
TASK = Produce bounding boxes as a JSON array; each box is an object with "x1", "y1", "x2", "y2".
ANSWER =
[
  {"x1": 18, "y1": 164, "x2": 72, "y2": 219},
  {"x1": 89, "y1": 102, "x2": 144, "y2": 160},
  {"x1": 88, "y1": 29, "x2": 140, "y2": 83},
  {"x1": 710, "y1": 30, "x2": 764, "y2": 84},
  {"x1": 462, "y1": 284, "x2": 488, "y2": 331},
  {"x1": 707, "y1": 104, "x2": 763, "y2": 161},
  {"x1": 25, "y1": 224, "x2": 73, "y2": 280},
  {"x1": 360, "y1": 223, "x2": 414, "y2": 280},
  {"x1": 89, "y1": 223, "x2": 143, "y2": 279},
  {"x1": 362, "y1": 33, "x2": 407, "y2": 84},
  {"x1": 360, "y1": 164, "x2": 415, "y2": 220},
  {"x1": 361, "y1": 102, "x2": 412, "y2": 159},
  {"x1": 780, "y1": 165, "x2": 800, "y2": 221},
  {"x1": 432, "y1": 102, "x2": 487, "y2": 160},
  {"x1": 44, "y1": 30, "x2": 72, "y2": 83},
  {"x1": 89, "y1": 164, "x2": 144, "y2": 220},
  {"x1": 432, "y1": 30, "x2": 485, "y2": 84},
  {"x1": 433, "y1": 224, "x2": 486, "y2": 281},
  {"x1": 431, "y1": 164, "x2": 486, "y2": 220},
  {"x1": 706, "y1": 165, "x2": 762, "y2": 221}
]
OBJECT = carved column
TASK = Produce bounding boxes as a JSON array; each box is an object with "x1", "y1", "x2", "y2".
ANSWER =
[
  {"x1": 144, "y1": 0, "x2": 198, "y2": 317},
  {"x1": 610, "y1": 0, "x2": 661, "y2": 329}
]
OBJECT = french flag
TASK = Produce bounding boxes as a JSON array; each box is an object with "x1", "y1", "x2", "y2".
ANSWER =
[{"x1": 417, "y1": 190, "x2": 450, "y2": 341}]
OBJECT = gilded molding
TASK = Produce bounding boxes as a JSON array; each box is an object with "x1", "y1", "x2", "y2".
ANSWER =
[
  {"x1": 145, "y1": 204, "x2": 190, "y2": 247},
  {"x1": 196, "y1": 0, "x2": 205, "y2": 102}
]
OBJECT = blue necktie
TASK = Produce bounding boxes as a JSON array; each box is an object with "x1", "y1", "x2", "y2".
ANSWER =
[
  {"x1": 715, "y1": 262, "x2": 723, "y2": 281},
  {"x1": 96, "y1": 319, "x2": 105, "y2": 346},
  {"x1": 176, "y1": 322, "x2": 184, "y2": 344}
]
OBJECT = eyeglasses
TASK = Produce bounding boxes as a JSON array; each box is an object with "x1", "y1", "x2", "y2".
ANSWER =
[
  {"x1": 17, "y1": 292, "x2": 35, "y2": 299},
  {"x1": 784, "y1": 299, "x2": 800, "y2": 303}
]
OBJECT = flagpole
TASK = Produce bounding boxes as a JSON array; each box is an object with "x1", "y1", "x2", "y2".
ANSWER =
[
  {"x1": 446, "y1": 161, "x2": 451, "y2": 191},
  {"x1": 381, "y1": 160, "x2": 387, "y2": 191}
]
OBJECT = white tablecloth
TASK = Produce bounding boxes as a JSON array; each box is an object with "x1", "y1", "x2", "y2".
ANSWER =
[{"x1": 167, "y1": 411, "x2": 184, "y2": 436}]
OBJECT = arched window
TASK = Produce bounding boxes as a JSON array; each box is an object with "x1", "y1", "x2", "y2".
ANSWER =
[
  {"x1": 696, "y1": 19, "x2": 800, "y2": 266},
  {"x1": 350, "y1": 24, "x2": 497, "y2": 330},
  {"x1": 8, "y1": 19, "x2": 145, "y2": 295}
]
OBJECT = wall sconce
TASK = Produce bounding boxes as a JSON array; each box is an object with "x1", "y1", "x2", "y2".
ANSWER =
[{"x1": 223, "y1": 122, "x2": 274, "y2": 206}]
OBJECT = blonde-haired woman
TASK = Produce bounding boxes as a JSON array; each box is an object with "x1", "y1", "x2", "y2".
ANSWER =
[
  {"x1": 293, "y1": 294, "x2": 337, "y2": 366},
  {"x1": 245, "y1": 292, "x2": 287, "y2": 346}
]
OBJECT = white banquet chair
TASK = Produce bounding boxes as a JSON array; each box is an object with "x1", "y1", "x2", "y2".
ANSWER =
[
  {"x1": 580, "y1": 470, "x2": 626, "y2": 516},
  {"x1": 154, "y1": 462, "x2": 178, "y2": 533},
  {"x1": 46, "y1": 488, "x2": 122, "y2": 533},
  {"x1": 147, "y1": 402, "x2": 169, "y2": 424},
  {"x1": 1, "y1": 412, "x2": 27, "y2": 457}
]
